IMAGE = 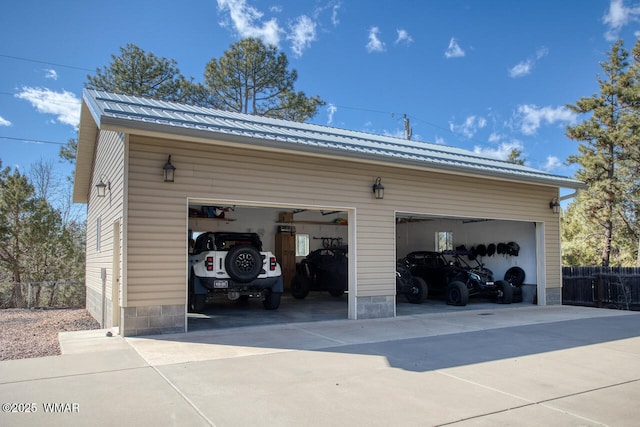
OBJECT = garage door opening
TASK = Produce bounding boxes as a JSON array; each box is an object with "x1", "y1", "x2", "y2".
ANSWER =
[
  {"x1": 395, "y1": 213, "x2": 539, "y2": 315},
  {"x1": 187, "y1": 201, "x2": 351, "y2": 331}
]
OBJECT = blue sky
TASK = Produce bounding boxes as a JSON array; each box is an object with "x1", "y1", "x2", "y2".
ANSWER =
[{"x1": 1, "y1": 0, "x2": 639, "y2": 190}]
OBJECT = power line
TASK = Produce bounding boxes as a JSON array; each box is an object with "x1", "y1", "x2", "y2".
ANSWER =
[
  {"x1": 0, "y1": 53, "x2": 94, "y2": 72},
  {"x1": 0, "y1": 136, "x2": 66, "y2": 146}
]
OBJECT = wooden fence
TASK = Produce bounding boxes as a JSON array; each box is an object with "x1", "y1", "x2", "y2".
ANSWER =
[{"x1": 562, "y1": 266, "x2": 640, "y2": 310}]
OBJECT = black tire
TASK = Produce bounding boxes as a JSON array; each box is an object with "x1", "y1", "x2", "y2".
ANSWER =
[
  {"x1": 191, "y1": 294, "x2": 206, "y2": 312},
  {"x1": 446, "y1": 281, "x2": 469, "y2": 306},
  {"x1": 511, "y1": 285, "x2": 523, "y2": 303},
  {"x1": 290, "y1": 275, "x2": 309, "y2": 299},
  {"x1": 504, "y1": 267, "x2": 525, "y2": 287},
  {"x1": 263, "y1": 291, "x2": 281, "y2": 310},
  {"x1": 405, "y1": 276, "x2": 428, "y2": 304},
  {"x1": 495, "y1": 280, "x2": 513, "y2": 304},
  {"x1": 225, "y1": 245, "x2": 262, "y2": 283},
  {"x1": 329, "y1": 289, "x2": 345, "y2": 297},
  {"x1": 188, "y1": 272, "x2": 207, "y2": 313}
]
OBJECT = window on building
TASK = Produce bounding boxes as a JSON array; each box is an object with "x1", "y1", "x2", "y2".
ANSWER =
[
  {"x1": 435, "y1": 231, "x2": 453, "y2": 252},
  {"x1": 296, "y1": 234, "x2": 309, "y2": 256}
]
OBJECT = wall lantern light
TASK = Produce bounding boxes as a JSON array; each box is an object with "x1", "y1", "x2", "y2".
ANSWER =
[
  {"x1": 549, "y1": 197, "x2": 561, "y2": 214},
  {"x1": 96, "y1": 179, "x2": 109, "y2": 198},
  {"x1": 163, "y1": 155, "x2": 176, "y2": 183},
  {"x1": 372, "y1": 177, "x2": 385, "y2": 200}
]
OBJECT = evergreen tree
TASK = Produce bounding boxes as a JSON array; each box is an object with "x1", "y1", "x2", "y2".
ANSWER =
[
  {"x1": 203, "y1": 37, "x2": 324, "y2": 121},
  {"x1": 506, "y1": 147, "x2": 525, "y2": 165},
  {"x1": 565, "y1": 39, "x2": 640, "y2": 266},
  {"x1": 0, "y1": 163, "x2": 85, "y2": 307},
  {"x1": 85, "y1": 43, "x2": 207, "y2": 104}
]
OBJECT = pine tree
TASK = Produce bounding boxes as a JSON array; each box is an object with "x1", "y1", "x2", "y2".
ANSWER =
[
  {"x1": 203, "y1": 38, "x2": 324, "y2": 121},
  {"x1": 565, "y1": 39, "x2": 640, "y2": 266}
]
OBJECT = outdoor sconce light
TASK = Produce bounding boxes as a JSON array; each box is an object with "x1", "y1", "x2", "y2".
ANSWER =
[
  {"x1": 96, "y1": 179, "x2": 109, "y2": 198},
  {"x1": 549, "y1": 197, "x2": 561, "y2": 214},
  {"x1": 372, "y1": 177, "x2": 385, "y2": 200},
  {"x1": 163, "y1": 155, "x2": 176, "y2": 183}
]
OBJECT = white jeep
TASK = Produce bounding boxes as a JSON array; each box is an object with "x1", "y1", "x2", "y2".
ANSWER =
[{"x1": 188, "y1": 232, "x2": 283, "y2": 312}]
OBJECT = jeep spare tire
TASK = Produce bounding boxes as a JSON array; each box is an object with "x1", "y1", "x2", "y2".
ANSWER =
[{"x1": 225, "y1": 245, "x2": 262, "y2": 283}]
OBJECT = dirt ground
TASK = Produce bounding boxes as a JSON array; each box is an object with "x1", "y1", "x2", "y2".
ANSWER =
[{"x1": 0, "y1": 308, "x2": 100, "y2": 361}]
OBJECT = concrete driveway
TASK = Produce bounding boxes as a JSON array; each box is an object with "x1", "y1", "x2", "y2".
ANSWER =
[{"x1": 1, "y1": 305, "x2": 639, "y2": 426}]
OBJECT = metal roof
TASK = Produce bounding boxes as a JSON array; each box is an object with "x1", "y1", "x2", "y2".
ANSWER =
[{"x1": 82, "y1": 89, "x2": 584, "y2": 189}]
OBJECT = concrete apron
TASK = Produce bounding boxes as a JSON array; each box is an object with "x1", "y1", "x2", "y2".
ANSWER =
[{"x1": 1, "y1": 305, "x2": 639, "y2": 427}]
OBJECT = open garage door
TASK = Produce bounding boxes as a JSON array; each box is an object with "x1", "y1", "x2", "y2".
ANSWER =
[
  {"x1": 395, "y1": 212, "x2": 538, "y2": 312},
  {"x1": 187, "y1": 201, "x2": 351, "y2": 331}
]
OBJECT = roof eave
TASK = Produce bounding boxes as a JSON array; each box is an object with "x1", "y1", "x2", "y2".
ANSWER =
[
  {"x1": 98, "y1": 115, "x2": 585, "y2": 190},
  {"x1": 72, "y1": 98, "x2": 100, "y2": 203}
]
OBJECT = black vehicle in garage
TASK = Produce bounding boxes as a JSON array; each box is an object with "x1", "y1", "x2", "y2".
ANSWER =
[
  {"x1": 291, "y1": 246, "x2": 348, "y2": 299},
  {"x1": 396, "y1": 262, "x2": 428, "y2": 303},
  {"x1": 291, "y1": 245, "x2": 428, "y2": 303},
  {"x1": 400, "y1": 250, "x2": 514, "y2": 306}
]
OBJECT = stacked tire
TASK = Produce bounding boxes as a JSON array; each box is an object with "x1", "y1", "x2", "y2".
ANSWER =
[{"x1": 504, "y1": 267, "x2": 525, "y2": 303}]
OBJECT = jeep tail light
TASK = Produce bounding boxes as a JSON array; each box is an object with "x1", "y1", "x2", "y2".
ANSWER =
[
  {"x1": 205, "y1": 256, "x2": 214, "y2": 271},
  {"x1": 270, "y1": 257, "x2": 277, "y2": 271}
]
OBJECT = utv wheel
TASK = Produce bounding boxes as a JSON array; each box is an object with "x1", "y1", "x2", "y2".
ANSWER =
[
  {"x1": 263, "y1": 291, "x2": 281, "y2": 310},
  {"x1": 446, "y1": 281, "x2": 469, "y2": 306},
  {"x1": 225, "y1": 245, "x2": 262, "y2": 283},
  {"x1": 406, "y1": 277, "x2": 428, "y2": 304},
  {"x1": 329, "y1": 290, "x2": 345, "y2": 297},
  {"x1": 291, "y1": 275, "x2": 309, "y2": 299},
  {"x1": 495, "y1": 280, "x2": 513, "y2": 304}
]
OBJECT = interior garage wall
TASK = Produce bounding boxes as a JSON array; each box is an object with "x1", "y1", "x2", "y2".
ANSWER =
[
  {"x1": 188, "y1": 206, "x2": 348, "y2": 257},
  {"x1": 396, "y1": 219, "x2": 537, "y2": 283}
]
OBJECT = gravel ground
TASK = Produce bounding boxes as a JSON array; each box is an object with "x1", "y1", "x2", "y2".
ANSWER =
[{"x1": 0, "y1": 308, "x2": 101, "y2": 361}]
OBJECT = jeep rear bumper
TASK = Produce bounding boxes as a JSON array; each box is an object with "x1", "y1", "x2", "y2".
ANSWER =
[{"x1": 193, "y1": 275, "x2": 283, "y2": 295}]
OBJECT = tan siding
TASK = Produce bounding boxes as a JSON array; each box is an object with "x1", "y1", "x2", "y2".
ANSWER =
[
  {"x1": 85, "y1": 130, "x2": 126, "y2": 322},
  {"x1": 125, "y1": 135, "x2": 562, "y2": 306}
]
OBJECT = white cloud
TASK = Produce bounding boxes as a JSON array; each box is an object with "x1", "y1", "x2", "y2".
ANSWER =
[
  {"x1": 331, "y1": 3, "x2": 341, "y2": 26},
  {"x1": 217, "y1": 0, "x2": 282, "y2": 46},
  {"x1": 383, "y1": 128, "x2": 405, "y2": 138},
  {"x1": 536, "y1": 47, "x2": 549, "y2": 59},
  {"x1": 509, "y1": 60, "x2": 533, "y2": 78},
  {"x1": 44, "y1": 68, "x2": 58, "y2": 80},
  {"x1": 366, "y1": 26, "x2": 385, "y2": 53},
  {"x1": 488, "y1": 132, "x2": 503, "y2": 143},
  {"x1": 603, "y1": 0, "x2": 640, "y2": 41},
  {"x1": 517, "y1": 104, "x2": 577, "y2": 135},
  {"x1": 327, "y1": 103, "x2": 337, "y2": 125},
  {"x1": 395, "y1": 29, "x2": 413, "y2": 45},
  {"x1": 473, "y1": 140, "x2": 524, "y2": 161},
  {"x1": 15, "y1": 87, "x2": 81, "y2": 128},
  {"x1": 288, "y1": 15, "x2": 316, "y2": 57},
  {"x1": 509, "y1": 46, "x2": 548, "y2": 78},
  {"x1": 542, "y1": 155, "x2": 562, "y2": 171},
  {"x1": 444, "y1": 37, "x2": 465, "y2": 58},
  {"x1": 0, "y1": 115, "x2": 11, "y2": 126},
  {"x1": 434, "y1": 136, "x2": 445, "y2": 144},
  {"x1": 449, "y1": 115, "x2": 486, "y2": 138}
]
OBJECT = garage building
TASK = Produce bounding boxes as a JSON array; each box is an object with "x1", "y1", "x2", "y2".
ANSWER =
[{"x1": 73, "y1": 90, "x2": 584, "y2": 336}]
